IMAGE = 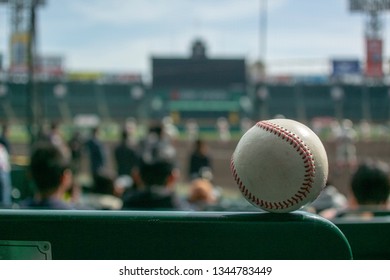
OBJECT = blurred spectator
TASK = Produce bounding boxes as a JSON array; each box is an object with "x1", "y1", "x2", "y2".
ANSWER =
[
  {"x1": 185, "y1": 119, "x2": 199, "y2": 142},
  {"x1": 188, "y1": 139, "x2": 212, "y2": 180},
  {"x1": 0, "y1": 143, "x2": 12, "y2": 208},
  {"x1": 85, "y1": 126, "x2": 107, "y2": 184},
  {"x1": 63, "y1": 130, "x2": 84, "y2": 206},
  {"x1": 20, "y1": 143, "x2": 74, "y2": 209},
  {"x1": 240, "y1": 118, "x2": 254, "y2": 134},
  {"x1": 48, "y1": 121, "x2": 71, "y2": 161},
  {"x1": 187, "y1": 178, "x2": 217, "y2": 211},
  {"x1": 0, "y1": 123, "x2": 11, "y2": 154},
  {"x1": 113, "y1": 129, "x2": 139, "y2": 179},
  {"x1": 125, "y1": 117, "x2": 138, "y2": 145},
  {"x1": 216, "y1": 117, "x2": 231, "y2": 142},
  {"x1": 139, "y1": 122, "x2": 176, "y2": 165},
  {"x1": 310, "y1": 181, "x2": 347, "y2": 219},
  {"x1": 122, "y1": 136, "x2": 187, "y2": 210},
  {"x1": 82, "y1": 170, "x2": 123, "y2": 210},
  {"x1": 349, "y1": 160, "x2": 390, "y2": 208},
  {"x1": 331, "y1": 160, "x2": 390, "y2": 219},
  {"x1": 333, "y1": 119, "x2": 357, "y2": 172},
  {"x1": 162, "y1": 116, "x2": 179, "y2": 142},
  {"x1": 92, "y1": 170, "x2": 115, "y2": 195},
  {"x1": 67, "y1": 130, "x2": 83, "y2": 174}
]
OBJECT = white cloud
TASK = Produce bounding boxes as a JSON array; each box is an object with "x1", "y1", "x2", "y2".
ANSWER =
[
  {"x1": 68, "y1": 0, "x2": 185, "y2": 25},
  {"x1": 66, "y1": 0, "x2": 287, "y2": 26},
  {"x1": 4, "y1": 0, "x2": 390, "y2": 77},
  {"x1": 191, "y1": 0, "x2": 258, "y2": 22}
]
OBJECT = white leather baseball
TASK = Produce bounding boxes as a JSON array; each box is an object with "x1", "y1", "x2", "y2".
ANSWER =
[{"x1": 231, "y1": 119, "x2": 328, "y2": 213}]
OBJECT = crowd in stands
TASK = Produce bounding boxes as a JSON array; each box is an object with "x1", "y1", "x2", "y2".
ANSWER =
[
  {"x1": 309, "y1": 160, "x2": 390, "y2": 219},
  {"x1": 0, "y1": 120, "x2": 222, "y2": 211},
  {"x1": 0, "y1": 119, "x2": 389, "y2": 220}
]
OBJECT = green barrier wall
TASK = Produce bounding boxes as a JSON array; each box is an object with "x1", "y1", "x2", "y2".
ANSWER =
[{"x1": 0, "y1": 210, "x2": 352, "y2": 260}]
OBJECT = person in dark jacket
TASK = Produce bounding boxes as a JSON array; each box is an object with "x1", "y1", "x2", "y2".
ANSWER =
[
  {"x1": 188, "y1": 138, "x2": 212, "y2": 180},
  {"x1": 85, "y1": 126, "x2": 106, "y2": 185},
  {"x1": 20, "y1": 142, "x2": 74, "y2": 209},
  {"x1": 122, "y1": 136, "x2": 188, "y2": 211}
]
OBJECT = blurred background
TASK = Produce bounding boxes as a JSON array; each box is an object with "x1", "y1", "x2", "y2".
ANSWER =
[{"x1": 1, "y1": 0, "x2": 390, "y2": 204}]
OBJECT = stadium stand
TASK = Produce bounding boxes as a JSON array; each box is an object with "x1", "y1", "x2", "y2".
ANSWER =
[
  {"x1": 2, "y1": 83, "x2": 390, "y2": 125},
  {"x1": 66, "y1": 83, "x2": 100, "y2": 117},
  {"x1": 8, "y1": 84, "x2": 28, "y2": 120},
  {"x1": 301, "y1": 85, "x2": 334, "y2": 118},
  {"x1": 0, "y1": 210, "x2": 352, "y2": 260}
]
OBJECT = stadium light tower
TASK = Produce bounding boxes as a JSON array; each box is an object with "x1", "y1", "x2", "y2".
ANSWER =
[
  {"x1": 1, "y1": 0, "x2": 45, "y2": 71},
  {"x1": 259, "y1": 0, "x2": 267, "y2": 64},
  {"x1": 349, "y1": 0, "x2": 390, "y2": 81},
  {"x1": 1, "y1": 0, "x2": 46, "y2": 144}
]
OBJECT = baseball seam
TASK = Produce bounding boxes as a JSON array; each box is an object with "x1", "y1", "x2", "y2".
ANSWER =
[{"x1": 231, "y1": 120, "x2": 316, "y2": 211}]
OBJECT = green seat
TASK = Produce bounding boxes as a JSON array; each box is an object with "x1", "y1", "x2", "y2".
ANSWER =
[
  {"x1": 333, "y1": 216, "x2": 390, "y2": 260},
  {"x1": 0, "y1": 210, "x2": 352, "y2": 260}
]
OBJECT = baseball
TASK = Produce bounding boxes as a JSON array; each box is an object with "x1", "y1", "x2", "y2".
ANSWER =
[{"x1": 231, "y1": 119, "x2": 328, "y2": 213}]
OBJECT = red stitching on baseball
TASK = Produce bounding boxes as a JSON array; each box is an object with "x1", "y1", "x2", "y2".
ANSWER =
[{"x1": 231, "y1": 120, "x2": 317, "y2": 211}]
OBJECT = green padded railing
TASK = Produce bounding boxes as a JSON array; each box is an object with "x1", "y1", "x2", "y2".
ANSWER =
[
  {"x1": 0, "y1": 210, "x2": 352, "y2": 260},
  {"x1": 333, "y1": 216, "x2": 390, "y2": 260}
]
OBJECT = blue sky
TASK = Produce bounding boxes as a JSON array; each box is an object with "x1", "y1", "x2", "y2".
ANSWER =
[{"x1": 1, "y1": 0, "x2": 390, "y2": 78}]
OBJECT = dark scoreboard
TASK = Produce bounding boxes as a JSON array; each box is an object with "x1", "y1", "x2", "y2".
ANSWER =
[{"x1": 152, "y1": 57, "x2": 246, "y2": 89}]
